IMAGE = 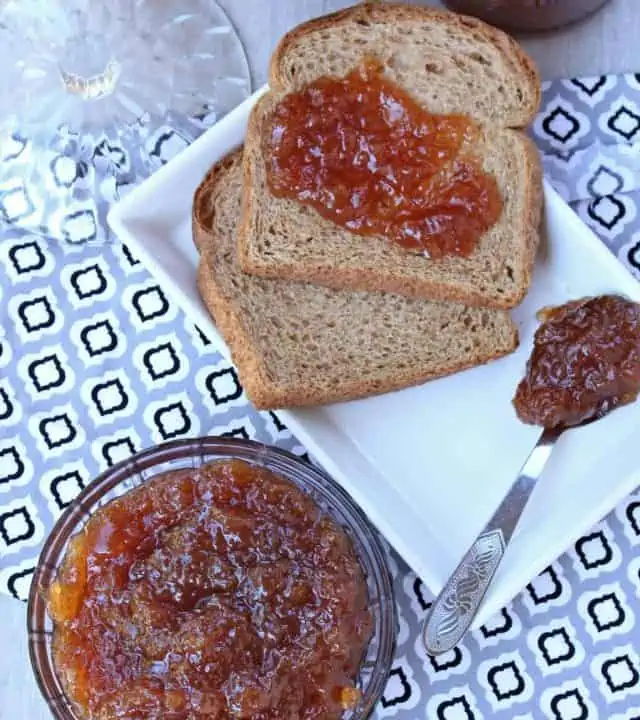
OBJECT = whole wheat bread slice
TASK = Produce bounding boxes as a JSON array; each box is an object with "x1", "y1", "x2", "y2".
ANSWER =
[
  {"x1": 194, "y1": 149, "x2": 518, "y2": 410},
  {"x1": 238, "y1": 2, "x2": 543, "y2": 310}
]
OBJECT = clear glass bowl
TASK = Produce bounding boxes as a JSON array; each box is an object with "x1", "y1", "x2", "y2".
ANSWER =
[{"x1": 28, "y1": 437, "x2": 396, "y2": 720}]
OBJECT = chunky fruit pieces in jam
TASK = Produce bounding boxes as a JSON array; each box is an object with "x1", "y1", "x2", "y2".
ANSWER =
[
  {"x1": 48, "y1": 460, "x2": 372, "y2": 719},
  {"x1": 265, "y1": 59, "x2": 503, "y2": 258},
  {"x1": 514, "y1": 294, "x2": 640, "y2": 428}
]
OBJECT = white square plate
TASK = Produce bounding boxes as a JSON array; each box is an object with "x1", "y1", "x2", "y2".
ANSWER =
[{"x1": 108, "y1": 89, "x2": 640, "y2": 628}]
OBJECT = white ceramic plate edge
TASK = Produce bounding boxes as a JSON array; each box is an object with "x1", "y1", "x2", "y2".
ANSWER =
[{"x1": 108, "y1": 88, "x2": 640, "y2": 628}]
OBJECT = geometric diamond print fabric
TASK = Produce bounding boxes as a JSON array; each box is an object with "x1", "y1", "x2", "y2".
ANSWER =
[
  {"x1": 535, "y1": 74, "x2": 640, "y2": 285},
  {"x1": 2, "y1": 75, "x2": 640, "y2": 718}
]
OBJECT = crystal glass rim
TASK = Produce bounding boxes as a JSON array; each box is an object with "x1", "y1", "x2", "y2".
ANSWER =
[
  {"x1": 0, "y1": 0, "x2": 253, "y2": 130},
  {"x1": 27, "y1": 436, "x2": 397, "y2": 719}
]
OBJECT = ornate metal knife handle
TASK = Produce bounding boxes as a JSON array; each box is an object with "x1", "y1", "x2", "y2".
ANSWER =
[{"x1": 422, "y1": 529, "x2": 505, "y2": 654}]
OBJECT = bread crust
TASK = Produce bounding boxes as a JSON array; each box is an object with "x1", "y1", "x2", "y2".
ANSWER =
[
  {"x1": 269, "y1": 2, "x2": 541, "y2": 128},
  {"x1": 194, "y1": 151, "x2": 519, "y2": 411},
  {"x1": 193, "y1": 151, "x2": 239, "y2": 253}
]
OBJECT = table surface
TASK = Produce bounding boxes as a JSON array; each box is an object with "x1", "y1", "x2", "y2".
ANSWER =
[
  {"x1": 219, "y1": 0, "x2": 640, "y2": 83},
  {"x1": 2, "y1": 1, "x2": 639, "y2": 717}
]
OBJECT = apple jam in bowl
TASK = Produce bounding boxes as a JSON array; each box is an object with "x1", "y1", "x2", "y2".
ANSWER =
[{"x1": 28, "y1": 437, "x2": 396, "y2": 720}]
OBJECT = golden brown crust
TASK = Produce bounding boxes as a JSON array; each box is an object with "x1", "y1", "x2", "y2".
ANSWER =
[
  {"x1": 237, "y1": 96, "x2": 271, "y2": 278},
  {"x1": 519, "y1": 135, "x2": 544, "y2": 298},
  {"x1": 269, "y1": 1, "x2": 541, "y2": 129},
  {"x1": 240, "y1": 254, "x2": 524, "y2": 309},
  {"x1": 193, "y1": 150, "x2": 282, "y2": 409},
  {"x1": 192, "y1": 151, "x2": 241, "y2": 254},
  {"x1": 196, "y1": 260, "x2": 277, "y2": 409},
  {"x1": 240, "y1": 257, "x2": 513, "y2": 308},
  {"x1": 194, "y1": 151, "x2": 519, "y2": 411}
]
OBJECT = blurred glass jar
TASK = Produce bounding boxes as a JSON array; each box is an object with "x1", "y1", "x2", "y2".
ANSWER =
[
  {"x1": 0, "y1": 0, "x2": 251, "y2": 244},
  {"x1": 442, "y1": 0, "x2": 612, "y2": 32}
]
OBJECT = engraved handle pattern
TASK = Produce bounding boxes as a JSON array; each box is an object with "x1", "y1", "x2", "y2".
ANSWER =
[{"x1": 422, "y1": 528, "x2": 505, "y2": 655}]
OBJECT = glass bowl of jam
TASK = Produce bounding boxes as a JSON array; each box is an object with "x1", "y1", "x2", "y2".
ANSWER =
[{"x1": 28, "y1": 437, "x2": 396, "y2": 720}]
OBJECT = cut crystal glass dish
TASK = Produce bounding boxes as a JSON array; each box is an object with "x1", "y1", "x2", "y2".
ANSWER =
[{"x1": 0, "y1": 0, "x2": 251, "y2": 243}]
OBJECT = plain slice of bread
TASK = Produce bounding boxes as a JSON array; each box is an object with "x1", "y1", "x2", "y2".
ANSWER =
[
  {"x1": 239, "y1": 2, "x2": 543, "y2": 310},
  {"x1": 194, "y1": 149, "x2": 519, "y2": 410}
]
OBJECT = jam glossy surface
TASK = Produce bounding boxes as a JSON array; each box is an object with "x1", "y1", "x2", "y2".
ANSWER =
[
  {"x1": 514, "y1": 295, "x2": 640, "y2": 428},
  {"x1": 48, "y1": 459, "x2": 372, "y2": 719},
  {"x1": 264, "y1": 59, "x2": 503, "y2": 258}
]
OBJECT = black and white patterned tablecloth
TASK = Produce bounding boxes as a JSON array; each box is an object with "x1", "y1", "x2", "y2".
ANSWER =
[{"x1": 2, "y1": 74, "x2": 640, "y2": 719}]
